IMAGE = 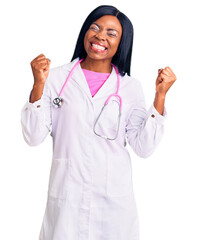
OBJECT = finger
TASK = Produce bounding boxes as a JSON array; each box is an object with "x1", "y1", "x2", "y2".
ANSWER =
[
  {"x1": 157, "y1": 75, "x2": 164, "y2": 83},
  {"x1": 165, "y1": 66, "x2": 173, "y2": 73},
  {"x1": 158, "y1": 73, "x2": 169, "y2": 82},
  {"x1": 165, "y1": 67, "x2": 177, "y2": 81},
  {"x1": 160, "y1": 73, "x2": 169, "y2": 79},
  {"x1": 164, "y1": 66, "x2": 176, "y2": 76},
  {"x1": 160, "y1": 73, "x2": 176, "y2": 85},
  {"x1": 31, "y1": 58, "x2": 50, "y2": 68},
  {"x1": 32, "y1": 62, "x2": 48, "y2": 71},
  {"x1": 36, "y1": 53, "x2": 46, "y2": 60},
  {"x1": 44, "y1": 64, "x2": 50, "y2": 71},
  {"x1": 161, "y1": 69, "x2": 171, "y2": 76},
  {"x1": 37, "y1": 62, "x2": 48, "y2": 67},
  {"x1": 165, "y1": 67, "x2": 174, "y2": 76},
  {"x1": 31, "y1": 54, "x2": 46, "y2": 64},
  {"x1": 31, "y1": 61, "x2": 47, "y2": 69},
  {"x1": 36, "y1": 58, "x2": 50, "y2": 64}
]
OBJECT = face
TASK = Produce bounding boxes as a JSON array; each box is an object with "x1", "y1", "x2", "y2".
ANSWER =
[{"x1": 83, "y1": 15, "x2": 122, "y2": 61}]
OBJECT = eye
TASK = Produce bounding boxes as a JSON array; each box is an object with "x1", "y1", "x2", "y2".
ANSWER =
[
  {"x1": 90, "y1": 25, "x2": 99, "y2": 31},
  {"x1": 107, "y1": 32, "x2": 118, "y2": 37}
]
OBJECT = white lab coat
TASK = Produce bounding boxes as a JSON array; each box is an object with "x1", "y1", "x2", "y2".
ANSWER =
[{"x1": 21, "y1": 57, "x2": 166, "y2": 240}]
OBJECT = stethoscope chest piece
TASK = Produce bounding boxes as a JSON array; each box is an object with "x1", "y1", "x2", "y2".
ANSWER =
[{"x1": 53, "y1": 97, "x2": 63, "y2": 108}]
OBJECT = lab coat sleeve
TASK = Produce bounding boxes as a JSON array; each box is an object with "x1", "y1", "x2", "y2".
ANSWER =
[
  {"x1": 21, "y1": 78, "x2": 52, "y2": 146},
  {"x1": 125, "y1": 81, "x2": 166, "y2": 158}
]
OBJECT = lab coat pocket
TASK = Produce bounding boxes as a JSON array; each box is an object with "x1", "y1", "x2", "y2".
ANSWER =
[
  {"x1": 48, "y1": 158, "x2": 70, "y2": 199},
  {"x1": 107, "y1": 156, "x2": 132, "y2": 197},
  {"x1": 94, "y1": 98, "x2": 121, "y2": 139}
]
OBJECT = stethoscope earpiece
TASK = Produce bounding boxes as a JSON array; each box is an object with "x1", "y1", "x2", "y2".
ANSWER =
[{"x1": 53, "y1": 97, "x2": 63, "y2": 108}]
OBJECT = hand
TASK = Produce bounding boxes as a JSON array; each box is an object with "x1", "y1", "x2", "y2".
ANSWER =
[
  {"x1": 29, "y1": 54, "x2": 51, "y2": 103},
  {"x1": 156, "y1": 66, "x2": 177, "y2": 96},
  {"x1": 30, "y1": 53, "x2": 51, "y2": 86}
]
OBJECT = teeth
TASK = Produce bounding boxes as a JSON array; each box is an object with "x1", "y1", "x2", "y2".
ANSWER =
[{"x1": 92, "y1": 43, "x2": 106, "y2": 50}]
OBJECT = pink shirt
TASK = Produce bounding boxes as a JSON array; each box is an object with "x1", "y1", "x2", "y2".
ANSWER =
[{"x1": 82, "y1": 69, "x2": 111, "y2": 97}]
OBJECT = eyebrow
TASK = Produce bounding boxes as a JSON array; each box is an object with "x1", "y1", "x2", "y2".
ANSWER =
[{"x1": 91, "y1": 23, "x2": 119, "y2": 33}]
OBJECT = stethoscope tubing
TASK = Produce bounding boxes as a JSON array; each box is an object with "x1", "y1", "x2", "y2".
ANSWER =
[
  {"x1": 55, "y1": 58, "x2": 122, "y2": 109},
  {"x1": 59, "y1": 59, "x2": 84, "y2": 97},
  {"x1": 53, "y1": 58, "x2": 122, "y2": 140}
]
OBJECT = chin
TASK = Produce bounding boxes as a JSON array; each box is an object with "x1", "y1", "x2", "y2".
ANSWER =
[{"x1": 86, "y1": 52, "x2": 112, "y2": 61}]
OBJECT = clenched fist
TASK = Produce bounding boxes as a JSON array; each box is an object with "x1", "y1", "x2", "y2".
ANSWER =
[
  {"x1": 153, "y1": 66, "x2": 177, "y2": 115},
  {"x1": 156, "y1": 67, "x2": 177, "y2": 96},
  {"x1": 30, "y1": 53, "x2": 51, "y2": 85},
  {"x1": 29, "y1": 54, "x2": 51, "y2": 104}
]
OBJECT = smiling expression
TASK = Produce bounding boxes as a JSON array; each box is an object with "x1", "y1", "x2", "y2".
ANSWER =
[{"x1": 83, "y1": 15, "x2": 123, "y2": 61}]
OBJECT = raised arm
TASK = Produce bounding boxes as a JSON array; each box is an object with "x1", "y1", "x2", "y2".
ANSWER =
[
  {"x1": 154, "y1": 67, "x2": 177, "y2": 115},
  {"x1": 21, "y1": 54, "x2": 52, "y2": 146},
  {"x1": 126, "y1": 67, "x2": 176, "y2": 158}
]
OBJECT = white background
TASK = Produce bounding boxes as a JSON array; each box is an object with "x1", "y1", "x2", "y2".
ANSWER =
[{"x1": 0, "y1": 0, "x2": 197, "y2": 239}]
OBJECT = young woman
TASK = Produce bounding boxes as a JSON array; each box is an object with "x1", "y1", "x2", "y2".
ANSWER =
[{"x1": 21, "y1": 5, "x2": 176, "y2": 240}]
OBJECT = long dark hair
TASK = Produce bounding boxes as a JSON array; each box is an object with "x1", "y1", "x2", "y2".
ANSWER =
[{"x1": 71, "y1": 5, "x2": 134, "y2": 76}]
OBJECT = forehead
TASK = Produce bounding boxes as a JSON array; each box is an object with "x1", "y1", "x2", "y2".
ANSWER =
[{"x1": 93, "y1": 15, "x2": 122, "y2": 31}]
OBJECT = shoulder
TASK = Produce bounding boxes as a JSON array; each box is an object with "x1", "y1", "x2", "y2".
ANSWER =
[
  {"x1": 120, "y1": 73, "x2": 143, "y2": 92},
  {"x1": 119, "y1": 73, "x2": 146, "y2": 107},
  {"x1": 49, "y1": 58, "x2": 79, "y2": 77},
  {"x1": 45, "y1": 58, "x2": 79, "y2": 86}
]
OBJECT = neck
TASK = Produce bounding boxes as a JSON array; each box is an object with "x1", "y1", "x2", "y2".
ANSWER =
[{"x1": 80, "y1": 57, "x2": 112, "y2": 73}]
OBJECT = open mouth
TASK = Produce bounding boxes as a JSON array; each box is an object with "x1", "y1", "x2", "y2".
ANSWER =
[{"x1": 90, "y1": 42, "x2": 108, "y2": 52}]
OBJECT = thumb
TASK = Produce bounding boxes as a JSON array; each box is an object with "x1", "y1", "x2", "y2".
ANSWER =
[
  {"x1": 44, "y1": 58, "x2": 51, "y2": 71},
  {"x1": 47, "y1": 58, "x2": 51, "y2": 67}
]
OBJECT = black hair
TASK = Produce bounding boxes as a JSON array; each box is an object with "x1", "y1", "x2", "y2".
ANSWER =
[{"x1": 71, "y1": 5, "x2": 134, "y2": 76}]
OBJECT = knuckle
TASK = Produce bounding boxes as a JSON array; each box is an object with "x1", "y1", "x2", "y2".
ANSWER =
[
  {"x1": 165, "y1": 66, "x2": 171, "y2": 71},
  {"x1": 160, "y1": 73, "x2": 165, "y2": 77}
]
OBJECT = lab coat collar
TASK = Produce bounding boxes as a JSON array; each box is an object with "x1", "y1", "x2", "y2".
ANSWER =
[{"x1": 66, "y1": 58, "x2": 118, "y2": 103}]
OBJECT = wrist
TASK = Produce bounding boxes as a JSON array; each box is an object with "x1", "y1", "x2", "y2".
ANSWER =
[
  {"x1": 154, "y1": 92, "x2": 166, "y2": 116},
  {"x1": 33, "y1": 82, "x2": 45, "y2": 90},
  {"x1": 30, "y1": 83, "x2": 45, "y2": 103},
  {"x1": 155, "y1": 91, "x2": 166, "y2": 100}
]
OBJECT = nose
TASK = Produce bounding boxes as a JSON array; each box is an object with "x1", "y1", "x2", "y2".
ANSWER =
[{"x1": 95, "y1": 30, "x2": 106, "y2": 41}]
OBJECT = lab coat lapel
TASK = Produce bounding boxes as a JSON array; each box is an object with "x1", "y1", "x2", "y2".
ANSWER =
[
  {"x1": 70, "y1": 58, "x2": 118, "y2": 103},
  {"x1": 91, "y1": 67, "x2": 117, "y2": 100}
]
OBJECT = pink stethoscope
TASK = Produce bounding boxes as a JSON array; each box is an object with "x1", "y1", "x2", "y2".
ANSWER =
[{"x1": 53, "y1": 58, "x2": 122, "y2": 140}]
